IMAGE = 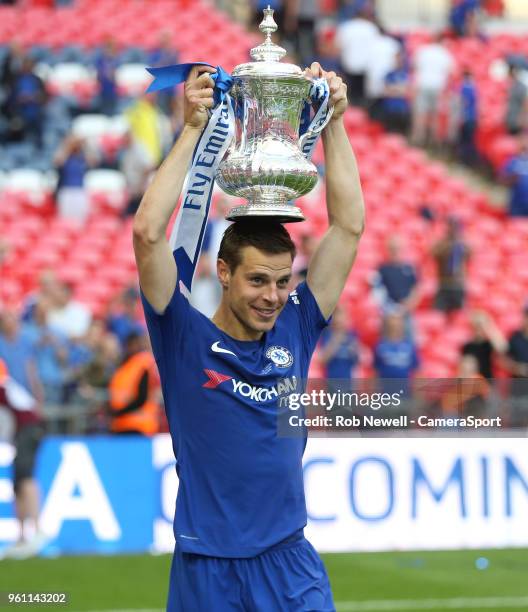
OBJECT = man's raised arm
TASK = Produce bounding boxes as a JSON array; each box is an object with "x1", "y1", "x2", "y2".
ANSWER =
[
  {"x1": 306, "y1": 63, "x2": 365, "y2": 320},
  {"x1": 133, "y1": 66, "x2": 216, "y2": 313}
]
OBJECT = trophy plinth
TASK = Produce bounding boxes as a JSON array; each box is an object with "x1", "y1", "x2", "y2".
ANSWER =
[{"x1": 216, "y1": 6, "x2": 321, "y2": 223}]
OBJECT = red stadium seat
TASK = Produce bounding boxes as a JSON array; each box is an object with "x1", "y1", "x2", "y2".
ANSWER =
[{"x1": 55, "y1": 263, "x2": 89, "y2": 287}]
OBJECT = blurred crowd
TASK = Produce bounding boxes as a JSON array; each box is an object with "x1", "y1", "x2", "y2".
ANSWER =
[
  {"x1": 298, "y1": 219, "x2": 528, "y2": 421},
  {"x1": 249, "y1": 0, "x2": 528, "y2": 216},
  {"x1": 0, "y1": 270, "x2": 169, "y2": 435},
  {"x1": 0, "y1": 31, "x2": 182, "y2": 223},
  {"x1": 1, "y1": 0, "x2": 528, "y2": 439},
  {"x1": 1, "y1": 0, "x2": 527, "y2": 220},
  {"x1": 3, "y1": 201, "x2": 528, "y2": 435}
]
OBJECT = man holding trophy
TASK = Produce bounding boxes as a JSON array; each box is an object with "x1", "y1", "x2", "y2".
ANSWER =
[{"x1": 134, "y1": 9, "x2": 364, "y2": 611}]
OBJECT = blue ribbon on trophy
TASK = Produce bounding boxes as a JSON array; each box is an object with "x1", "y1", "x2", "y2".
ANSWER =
[
  {"x1": 146, "y1": 61, "x2": 332, "y2": 295},
  {"x1": 146, "y1": 62, "x2": 235, "y2": 296}
]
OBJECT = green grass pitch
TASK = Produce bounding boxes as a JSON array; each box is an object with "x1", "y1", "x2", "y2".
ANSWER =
[{"x1": 1, "y1": 549, "x2": 528, "y2": 611}]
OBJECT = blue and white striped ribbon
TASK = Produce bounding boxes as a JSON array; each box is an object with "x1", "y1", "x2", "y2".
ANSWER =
[
  {"x1": 299, "y1": 78, "x2": 332, "y2": 159},
  {"x1": 147, "y1": 63, "x2": 234, "y2": 295}
]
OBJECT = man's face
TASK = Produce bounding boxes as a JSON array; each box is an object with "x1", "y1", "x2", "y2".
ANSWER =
[{"x1": 218, "y1": 246, "x2": 293, "y2": 337}]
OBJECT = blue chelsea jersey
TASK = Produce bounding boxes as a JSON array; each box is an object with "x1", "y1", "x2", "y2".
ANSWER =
[{"x1": 141, "y1": 272, "x2": 329, "y2": 558}]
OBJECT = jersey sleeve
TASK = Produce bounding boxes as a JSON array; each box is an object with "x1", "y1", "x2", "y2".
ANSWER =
[
  {"x1": 140, "y1": 256, "x2": 192, "y2": 380},
  {"x1": 284, "y1": 281, "x2": 331, "y2": 360}
]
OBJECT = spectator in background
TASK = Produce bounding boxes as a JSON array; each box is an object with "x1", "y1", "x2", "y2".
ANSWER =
[
  {"x1": 309, "y1": 29, "x2": 342, "y2": 75},
  {"x1": 106, "y1": 286, "x2": 145, "y2": 350},
  {"x1": 282, "y1": 0, "x2": 320, "y2": 68},
  {"x1": 411, "y1": 33, "x2": 455, "y2": 146},
  {"x1": 337, "y1": 0, "x2": 377, "y2": 23},
  {"x1": 462, "y1": 311, "x2": 507, "y2": 379},
  {"x1": 0, "y1": 359, "x2": 47, "y2": 560},
  {"x1": 0, "y1": 237, "x2": 11, "y2": 274},
  {"x1": 126, "y1": 94, "x2": 172, "y2": 167},
  {"x1": 319, "y1": 305, "x2": 359, "y2": 390},
  {"x1": 119, "y1": 130, "x2": 155, "y2": 217},
  {"x1": 441, "y1": 354, "x2": 490, "y2": 415},
  {"x1": 365, "y1": 30, "x2": 400, "y2": 120},
  {"x1": 292, "y1": 231, "x2": 319, "y2": 283},
  {"x1": 149, "y1": 31, "x2": 178, "y2": 67},
  {"x1": 108, "y1": 332, "x2": 161, "y2": 436},
  {"x1": 505, "y1": 64, "x2": 527, "y2": 136},
  {"x1": 54, "y1": 133, "x2": 96, "y2": 225},
  {"x1": 21, "y1": 269, "x2": 61, "y2": 324},
  {"x1": 502, "y1": 134, "x2": 528, "y2": 217},
  {"x1": 26, "y1": 298, "x2": 69, "y2": 405},
  {"x1": 0, "y1": 308, "x2": 43, "y2": 403},
  {"x1": 0, "y1": 41, "x2": 23, "y2": 126},
  {"x1": 381, "y1": 49, "x2": 412, "y2": 134},
  {"x1": 190, "y1": 196, "x2": 233, "y2": 317},
  {"x1": 373, "y1": 236, "x2": 419, "y2": 334},
  {"x1": 6, "y1": 55, "x2": 47, "y2": 147},
  {"x1": 77, "y1": 331, "x2": 121, "y2": 403},
  {"x1": 0, "y1": 41, "x2": 23, "y2": 92},
  {"x1": 457, "y1": 69, "x2": 479, "y2": 166},
  {"x1": 432, "y1": 217, "x2": 470, "y2": 313},
  {"x1": 336, "y1": 6, "x2": 379, "y2": 105},
  {"x1": 374, "y1": 310, "x2": 420, "y2": 387},
  {"x1": 203, "y1": 195, "x2": 234, "y2": 264},
  {"x1": 47, "y1": 281, "x2": 92, "y2": 340},
  {"x1": 504, "y1": 304, "x2": 528, "y2": 396},
  {"x1": 190, "y1": 252, "x2": 222, "y2": 318},
  {"x1": 450, "y1": 0, "x2": 481, "y2": 37},
  {"x1": 95, "y1": 38, "x2": 118, "y2": 116},
  {"x1": 502, "y1": 304, "x2": 528, "y2": 425},
  {"x1": 64, "y1": 319, "x2": 108, "y2": 400},
  {"x1": 148, "y1": 31, "x2": 179, "y2": 115}
]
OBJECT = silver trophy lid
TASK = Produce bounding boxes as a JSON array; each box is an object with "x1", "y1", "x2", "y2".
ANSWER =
[{"x1": 232, "y1": 6, "x2": 306, "y2": 79}]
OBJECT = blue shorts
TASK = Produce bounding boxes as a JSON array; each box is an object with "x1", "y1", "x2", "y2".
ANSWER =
[{"x1": 167, "y1": 534, "x2": 335, "y2": 611}]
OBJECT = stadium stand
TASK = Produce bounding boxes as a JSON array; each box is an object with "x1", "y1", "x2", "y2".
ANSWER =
[
  {"x1": 1, "y1": 0, "x2": 528, "y2": 420},
  {"x1": 405, "y1": 30, "x2": 528, "y2": 172}
]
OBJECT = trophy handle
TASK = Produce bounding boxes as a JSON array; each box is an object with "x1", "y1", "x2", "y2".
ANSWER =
[{"x1": 298, "y1": 106, "x2": 334, "y2": 151}]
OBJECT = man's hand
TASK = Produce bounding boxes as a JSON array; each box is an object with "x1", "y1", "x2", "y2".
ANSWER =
[
  {"x1": 305, "y1": 62, "x2": 348, "y2": 122},
  {"x1": 184, "y1": 65, "x2": 216, "y2": 131}
]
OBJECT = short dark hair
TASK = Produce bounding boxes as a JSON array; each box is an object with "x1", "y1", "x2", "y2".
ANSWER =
[{"x1": 218, "y1": 219, "x2": 296, "y2": 272}]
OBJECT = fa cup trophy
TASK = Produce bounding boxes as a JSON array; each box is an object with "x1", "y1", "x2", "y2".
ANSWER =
[{"x1": 216, "y1": 7, "x2": 332, "y2": 222}]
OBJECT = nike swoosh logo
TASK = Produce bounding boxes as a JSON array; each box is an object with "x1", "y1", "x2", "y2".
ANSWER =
[{"x1": 211, "y1": 341, "x2": 237, "y2": 358}]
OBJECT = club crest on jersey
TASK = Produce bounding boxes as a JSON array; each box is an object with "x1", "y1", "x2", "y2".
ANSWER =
[{"x1": 266, "y1": 346, "x2": 294, "y2": 369}]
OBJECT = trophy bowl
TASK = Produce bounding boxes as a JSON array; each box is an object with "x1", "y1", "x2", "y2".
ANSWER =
[{"x1": 216, "y1": 7, "x2": 328, "y2": 223}]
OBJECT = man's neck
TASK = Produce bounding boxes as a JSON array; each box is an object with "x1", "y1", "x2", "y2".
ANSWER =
[{"x1": 211, "y1": 304, "x2": 263, "y2": 342}]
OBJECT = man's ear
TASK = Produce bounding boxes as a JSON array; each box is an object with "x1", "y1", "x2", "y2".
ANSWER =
[{"x1": 217, "y1": 258, "x2": 230, "y2": 289}]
